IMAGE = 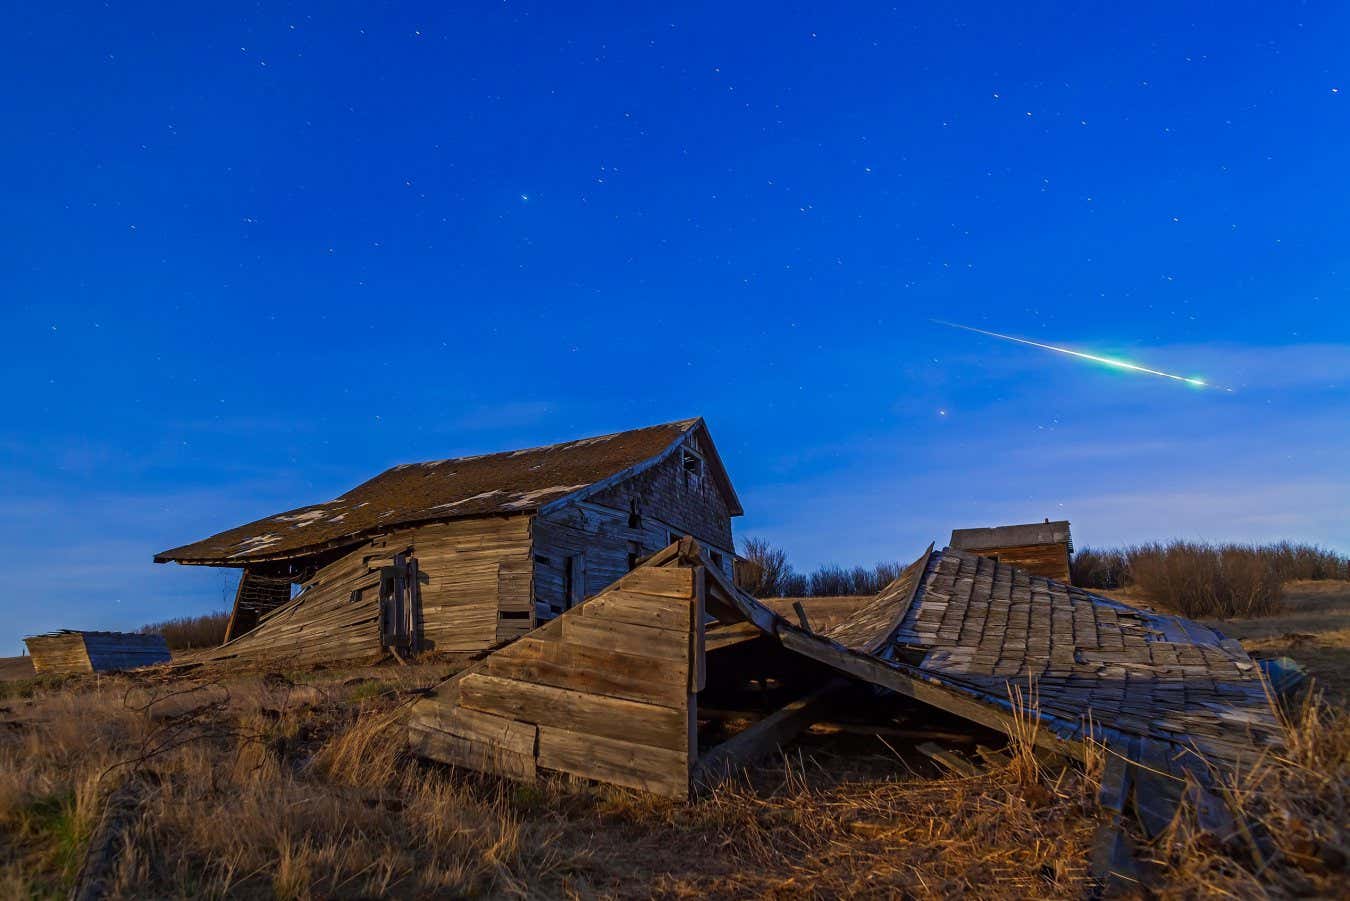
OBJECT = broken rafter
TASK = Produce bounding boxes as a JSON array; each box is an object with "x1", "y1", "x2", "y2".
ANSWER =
[{"x1": 693, "y1": 678, "x2": 851, "y2": 784}]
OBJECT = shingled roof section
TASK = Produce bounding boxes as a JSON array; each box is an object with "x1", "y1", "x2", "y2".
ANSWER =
[
  {"x1": 156, "y1": 418, "x2": 721, "y2": 565},
  {"x1": 949, "y1": 520, "x2": 1073, "y2": 553}
]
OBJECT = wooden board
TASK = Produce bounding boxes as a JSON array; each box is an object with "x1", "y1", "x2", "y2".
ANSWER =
[
  {"x1": 458, "y1": 673, "x2": 689, "y2": 751},
  {"x1": 537, "y1": 725, "x2": 688, "y2": 798},
  {"x1": 409, "y1": 547, "x2": 703, "y2": 798},
  {"x1": 484, "y1": 638, "x2": 688, "y2": 707}
]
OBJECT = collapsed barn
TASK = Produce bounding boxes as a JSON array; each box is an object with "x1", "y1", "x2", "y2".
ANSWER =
[
  {"x1": 408, "y1": 537, "x2": 1282, "y2": 856},
  {"x1": 154, "y1": 419, "x2": 742, "y2": 667}
]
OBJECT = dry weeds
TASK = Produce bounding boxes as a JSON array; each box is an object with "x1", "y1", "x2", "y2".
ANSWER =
[{"x1": 0, "y1": 660, "x2": 1345, "y2": 899}]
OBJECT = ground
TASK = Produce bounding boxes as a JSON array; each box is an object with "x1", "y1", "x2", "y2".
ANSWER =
[{"x1": 1, "y1": 581, "x2": 1347, "y2": 898}]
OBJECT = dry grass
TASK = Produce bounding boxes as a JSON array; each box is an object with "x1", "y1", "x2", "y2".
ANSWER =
[
  {"x1": 1, "y1": 659, "x2": 1345, "y2": 899},
  {"x1": 1144, "y1": 691, "x2": 1350, "y2": 897},
  {"x1": 1073, "y1": 541, "x2": 1350, "y2": 618}
]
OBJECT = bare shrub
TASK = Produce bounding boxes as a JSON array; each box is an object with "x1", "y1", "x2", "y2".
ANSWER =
[
  {"x1": 1127, "y1": 541, "x2": 1284, "y2": 617},
  {"x1": 1069, "y1": 547, "x2": 1130, "y2": 589},
  {"x1": 1073, "y1": 540, "x2": 1347, "y2": 616},
  {"x1": 139, "y1": 611, "x2": 230, "y2": 650},
  {"x1": 738, "y1": 536, "x2": 795, "y2": 597}
]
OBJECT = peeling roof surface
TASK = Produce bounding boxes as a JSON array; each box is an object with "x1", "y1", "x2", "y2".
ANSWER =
[
  {"x1": 950, "y1": 520, "x2": 1073, "y2": 551},
  {"x1": 157, "y1": 418, "x2": 703, "y2": 564}
]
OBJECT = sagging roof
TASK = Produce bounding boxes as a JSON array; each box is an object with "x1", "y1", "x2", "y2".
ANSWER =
[
  {"x1": 715, "y1": 544, "x2": 1279, "y2": 768},
  {"x1": 950, "y1": 519, "x2": 1073, "y2": 552},
  {"x1": 157, "y1": 417, "x2": 741, "y2": 566}
]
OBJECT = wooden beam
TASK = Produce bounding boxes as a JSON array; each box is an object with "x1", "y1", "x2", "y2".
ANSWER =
[
  {"x1": 774, "y1": 625, "x2": 1085, "y2": 761},
  {"x1": 693, "y1": 678, "x2": 849, "y2": 783},
  {"x1": 917, "y1": 742, "x2": 980, "y2": 777}
]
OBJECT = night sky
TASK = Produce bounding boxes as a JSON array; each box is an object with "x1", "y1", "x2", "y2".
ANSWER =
[{"x1": 3, "y1": 3, "x2": 1348, "y2": 652}]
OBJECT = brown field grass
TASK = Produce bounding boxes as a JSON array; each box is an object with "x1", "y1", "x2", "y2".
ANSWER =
[
  {"x1": 1, "y1": 652, "x2": 1346, "y2": 898},
  {"x1": 4, "y1": 571, "x2": 1347, "y2": 896}
]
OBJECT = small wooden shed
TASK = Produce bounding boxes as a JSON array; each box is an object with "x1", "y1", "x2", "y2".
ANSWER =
[
  {"x1": 23, "y1": 631, "x2": 171, "y2": 675},
  {"x1": 948, "y1": 520, "x2": 1074, "y2": 582}
]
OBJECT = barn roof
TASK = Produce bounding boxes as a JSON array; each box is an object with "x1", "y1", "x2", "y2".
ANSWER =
[
  {"x1": 949, "y1": 520, "x2": 1073, "y2": 552},
  {"x1": 156, "y1": 418, "x2": 739, "y2": 566}
]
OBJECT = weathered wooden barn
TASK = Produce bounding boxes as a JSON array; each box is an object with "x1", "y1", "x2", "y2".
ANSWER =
[
  {"x1": 949, "y1": 519, "x2": 1074, "y2": 582},
  {"x1": 23, "y1": 631, "x2": 171, "y2": 675},
  {"x1": 154, "y1": 418, "x2": 742, "y2": 666}
]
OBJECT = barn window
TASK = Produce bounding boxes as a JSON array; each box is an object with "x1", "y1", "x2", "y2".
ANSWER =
[
  {"x1": 710, "y1": 550, "x2": 725, "y2": 570},
  {"x1": 628, "y1": 498, "x2": 642, "y2": 528},
  {"x1": 680, "y1": 448, "x2": 704, "y2": 488}
]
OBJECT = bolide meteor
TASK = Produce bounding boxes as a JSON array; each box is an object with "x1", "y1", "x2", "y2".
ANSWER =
[{"x1": 933, "y1": 321, "x2": 1210, "y2": 388}]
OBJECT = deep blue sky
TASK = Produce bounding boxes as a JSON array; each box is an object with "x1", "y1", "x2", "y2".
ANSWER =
[{"x1": 3, "y1": 3, "x2": 1348, "y2": 652}]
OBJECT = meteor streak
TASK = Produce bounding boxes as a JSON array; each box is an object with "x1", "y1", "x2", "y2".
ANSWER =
[{"x1": 933, "y1": 320, "x2": 1210, "y2": 387}]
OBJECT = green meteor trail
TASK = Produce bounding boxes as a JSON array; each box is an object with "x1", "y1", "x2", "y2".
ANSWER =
[{"x1": 933, "y1": 321, "x2": 1211, "y2": 388}]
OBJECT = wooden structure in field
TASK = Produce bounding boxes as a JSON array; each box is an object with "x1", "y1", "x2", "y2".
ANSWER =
[
  {"x1": 155, "y1": 418, "x2": 741, "y2": 667},
  {"x1": 410, "y1": 560, "x2": 706, "y2": 796},
  {"x1": 409, "y1": 539, "x2": 1280, "y2": 800},
  {"x1": 23, "y1": 631, "x2": 171, "y2": 675},
  {"x1": 949, "y1": 519, "x2": 1074, "y2": 582}
]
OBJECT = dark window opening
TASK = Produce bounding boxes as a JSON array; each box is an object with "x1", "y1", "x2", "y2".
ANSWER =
[
  {"x1": 626, "y1": 540, "x2": 642, "y2": 571},
  {"x1": 563, "y1": 554, "x2": 585, "y2": 609},
  {"x1": 680, "y1": 448, "x2": 704, "y2": 487},
  {"x1": 498, "y1": 610, "x2": 530, "y2": 620},
  {"x1": 533, "y1": 554, "x2": 552, "y2": 565},
  {"x1": 628, "y1": 498, "x2": 643, "y2": 528},
  {"x1": 711, "y1": 550, "x2": 725, "y2": 570}
]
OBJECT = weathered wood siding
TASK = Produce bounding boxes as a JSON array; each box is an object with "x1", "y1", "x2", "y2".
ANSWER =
[
  {"x1": 591, "y1": 428, "x2": 734, "y2": 550},
  {"x1": 405, "y1": 515, "x2": 534, "y2": 649},
  {"x1": 972, "y1": 542, "x2": 1072, "y2": 582},
  {"x1": 24, "y1": 633, "x2": 92, "y2": 674},
  {"x1": 409, "y1": 564, "x2": 705, "y2": 798},
  {"x1": 532, "y1": 433, "x2": 735, "y2": 619},
  {"x1": 196, "y1": 539, "x2": 388, "y2": 667},
  {"x1": 192, "y1": 515, "x2": 534, "y2": 666},
  {"x1": 23, "y1": 632, "x2": 170, "y2": 674}
]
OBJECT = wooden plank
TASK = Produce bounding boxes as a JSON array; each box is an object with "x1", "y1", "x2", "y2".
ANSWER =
[
  {"x1": 537, "y1": 725, "x2": 689, "y2": 798},
  {"x1": 1133, "y1": 738, "x2": 1183, "y2": 839},
  {"x1": 917, "y1": 742, "x2": 981, "y2": 777},
  {"x1": 774, "y1": 626, "x2": 1084, "y2": 760},
  {"x1": 457, "y1": 673, "x2": 690, "y2": 751},
  {"x1": 410, "y1": 702, "x2": 537, "y2": 757},
  {"x1": 580, "y1": 590, "x2": 694, "y2": 631},
  {"x1": 408, "y1": 724, "x2": 536, "y2": 780},
  {"x1": 606, "y1": 565, "x2": 696, "y2": 600},
  {"x1": 694, "y1": 679, "x2": 849, "y2": 782},
  {"x1": 562, "y1": 616, "x2": 689, "y2": 662},
  {"x1": 690, "y1": 566, "x2": 706, "y2": 692},
  {"x1": 484, "y1": 638, "x2": 688, "y2": 708}
]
